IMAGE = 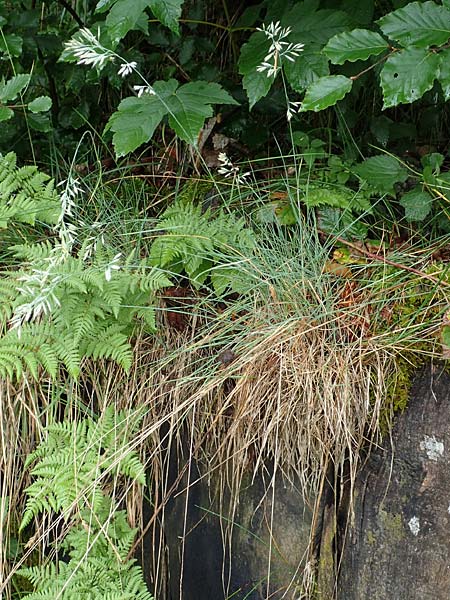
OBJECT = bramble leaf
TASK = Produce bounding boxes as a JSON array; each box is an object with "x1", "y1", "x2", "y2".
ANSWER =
[
  {"x1": 400, "y1": 187, "x2": 433, "y2": 221},
  {"x1": 106, "y1": 80, "x2": 237, "y2": 155},
  {"x1": 105, "y1": 0, "x2": 149, "y2": 42},
  {"x1": 148, "y1": 0, "x2": 183, "y2": 34},
  {"x1": 354, "y1": 155, "x2": 408, "y2": 195}
]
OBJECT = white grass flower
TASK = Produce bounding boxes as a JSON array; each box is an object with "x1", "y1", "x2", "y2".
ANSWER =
[
  {"x1": 118, "y1": 61, "x2": 137, "y2": 78},
  {"x1": 104, "y1": 253, "x2": 122, "y2": 281},
  {"x1": 287, "y1": 100, "x2": 302, "y2": 121},
  {"x1": 217, "y1": 153, "x2": 250, "y2": 184},
  {"x1": 133, "y1": 85, "x2": 156, "y2": 97},
  {"x1": 256, "y1": 20, "x2": 304, "y2": 77},
  {"x1": 64, "y1": 27, "x2": 115, "y2": 70}
]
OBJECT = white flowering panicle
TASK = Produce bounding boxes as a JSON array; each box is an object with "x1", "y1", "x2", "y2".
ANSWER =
[
  {"x1": 118, "y1": 61, "x2": 137, "y2": 78},
  {"x1": 133, "y1": 85, "x2": 156, "y2": 97},
  {"x1": 64, "y1": 27, "x2": 115, "y2": 69},
  {"x1": 104, "y1": 253, "x2": 122, "y2": 281},
  {"x1": 287, "y1": 100, "x2": 302, "y2": 122},
  {"x1": 64, "y1": 28, "x2": 138, "y2": 79},
  {"x1": 217, "y1": 153, "x2": 250, "y2": 184},
  {"x1": 256, "y1": 21, "x2": 304, "y2": 77}
]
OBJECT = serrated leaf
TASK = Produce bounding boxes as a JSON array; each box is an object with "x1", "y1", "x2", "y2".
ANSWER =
[
  {"x1": 95, "y1": 0, "x2": 115, "y2": 12},
  {"x1": 354, "y1": 155, "x2": 408, "y2": 194},
  {"x1": 400, "y1": 187, "x2": 433, "y2": 221},
  {"x1": 0, "y1": 74, "x2": 30, "y2": 102},
  {"x1": 300, "y1": 75, "x2": 352, "y2": 112},
  {"x1": 28, "y1": 96, "x2": 52, "y2": 113},
  {"x1": 324, "y1": 29, "x2": 388, "y2": 64},
  {"x1": 105, "y1": 0, "x2": 149, "y2": 43},
  {"x1": 378, "y1": 1, "x2": 450, "y2": 48},
  {"x1": 107, "y1": 93, "x2": 169, "y2": 157},
  {"x1": 106, "y1": 79, "x2": 237, "y2": 155},
  {"x1": 167, "y1": 81, "x2": 238, "y2": 145},
  {"x1": 437, "y1": 48, "x2": 450, "y2": 100},
  {"x1": 284, "y1": 49, "x2": 329, "y2": 92},
  {"x1": 0, "y1": 33, "x2": 23, "y2": 57},
  {"x1": 238, "y1": 31, "x2": 274, "y2": 109},
  {"x1": 148, "y1": 0, "x2": 183, "y2": 34},
  {"x1": 0, "y1": 106, "x2": 14, "y2": 122},
  {"x1": 317, "y1": 206, "x2": 368, "y2": 240},
  {"x1": 380, "y1": 47, "x2": 440, "y2": 108},
  {"x1": 27, "y1": 112, "x2": 53, "y2": 132}
]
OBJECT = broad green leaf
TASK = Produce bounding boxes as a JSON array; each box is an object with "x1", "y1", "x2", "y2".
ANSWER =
[
  {"x1": 28, "y1": 96, "x2": 52, "y2": 113},
  {"x1": 400, "y1": 187, "x2": 433, "y2": 221},
  {"x1": 167, "y1": 81, "x2": 238, "y2": 145},
  {"x1": 106, "y1": 86, "x2": 172, "y2": 156},
  {"x1": 443, "y1": 324, "x2": 450, "y2": 351},
  {"x1": 317, "y1": 206, "x2": 368, "y2": 240},
  {"x1": 378, "y1": 1, "x2": 450, "y2": 48},
  {"x1": 300, "y1": 75, "x2": 352, "y2": 112},
  {"x1": 148, "y1": 0, "x2": 183, "y2": 34},
  {"x1": 380, "y1": 47, "x2": 440, "y2": 108},
  {"x1": 0, "y1": 33, "x2": 23, "y2": 57},
  {"x1": 354, "y1": 155, "x2": 408, "y2": 194},
  {"x1": 289, "y1": 8, "x2": 352, "y2": 45},
  {"x1": 0, "y1": 74, "x2": 30, "y2": 102},
  {"x1": 437, "y1": 48, "x2": 450, "y2": 100},
  {"x1": 105, "y1": 0, "x2": 149, "y2": 42},
  {"x1": 421, "y1": 152, "x2": 444, "y2": 173},
  {"x1": 28, "y1": 112, "x2": 52, "y2": 132},
  {"x1": 238, "y1": 32, "x2": 273, "y2": 109},
  {"x1": 0, "y1": 106, "x2": 13, "y2": 121},
  {"x1": 324, "y1": 29, "x2": 388, "y2": 64},
  {"x1": 107, "y1": 80, "x2": 237, "y2": 155},
  {"x1": 370, "y1": 115, "x2": 392, "y2": 146},
  {"x1": 284, "y1": 49, "x2": 329, "y2": 92},
  {"x1": 95, "y1": 0, "x2": 116, "y2": 12},
  {"x1": 341, "y1": 0, "x2": 374, "y2": 25}
]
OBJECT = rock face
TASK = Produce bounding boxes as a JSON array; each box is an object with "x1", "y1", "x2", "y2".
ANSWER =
[
  {"x1": 163, "y1": 464, "x2": 313, "y2": 600},
  {"x1": 338, "y1": 364, "x2": 450, "y2": 600}
]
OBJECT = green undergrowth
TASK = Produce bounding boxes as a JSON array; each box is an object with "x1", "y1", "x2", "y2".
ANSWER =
[{"x1": 1, "y1": 153, "x2": 450, "y2": 600}]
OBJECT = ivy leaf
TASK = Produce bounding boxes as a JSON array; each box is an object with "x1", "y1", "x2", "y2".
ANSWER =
[
  {"x1": 28, "y1": 96, "x2": 52, "y2": 113},
  {"x1": 400, "y1": 187, "x2": 433, "y2": 221},
  {"x1": 238, "y1": 31, "x2": 274, "y2": 109},
  {"x1": 380, "y1": 47, "x2": 440, "y2": 108},
  {"x1": 148, "y1": 0, "x2": 183, "y2": 34},
  {"x1": 0, "y1": 106, "x2": 14, "y2": 122},
  {"x1": 166, "y1": 82, "x2": 238, "y2": 145},
  {"x1": 378, "y1": 1, "x2": 450, "y2": 48},
  {"x1": 284, "y1": 49, "x2": 329, "y2": 92},
  {"x1": 0, "y1": 74, "x2": 31, "y2": 102},
  {"x1": 300, "y1": 75, "x2": 352, "y2": 112},
  {"x1": 354, "y1": 155, "x2": 408, "y2": 195},
  {"x1": 324, "y1": 29, "x2": 388, "y2": 64},
  {"x1": 105, "y1": 0, "x2": 149, "y2": 43}
]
